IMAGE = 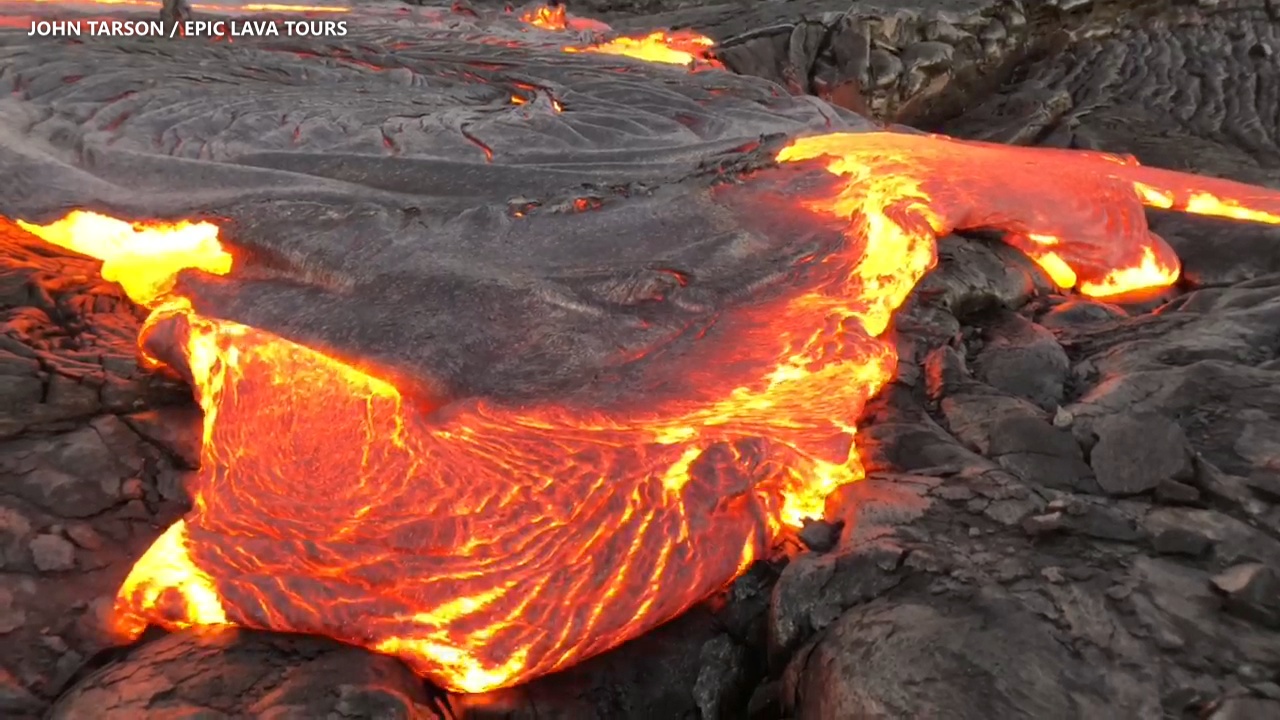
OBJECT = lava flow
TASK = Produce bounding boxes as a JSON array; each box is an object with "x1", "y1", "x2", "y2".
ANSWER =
[
  {"x1": 517, "y1": 2, "x2": 722, "y2": 69},
  {"x1": 14, "y1": 131, "x2": 1280, "y2": 694},
  {"x1": 519, "y1": 2, "x2": 606, "y2": 33},
  {"x1": 565, "y1": 29, "x2": 724, "y2": 69}
]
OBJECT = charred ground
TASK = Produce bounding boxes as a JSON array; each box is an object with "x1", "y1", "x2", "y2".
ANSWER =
[{"x1": 3, "y1": 0, "x2": 1280, "y2": 719}]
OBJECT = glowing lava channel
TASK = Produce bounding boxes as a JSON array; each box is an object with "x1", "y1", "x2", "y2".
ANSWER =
[
  {"x1": 15, "y1": 131, "x2": 1280, "y2": 694},
  {"x1": 563, "y1": 30, "x2": 724, "y2": 69},
  {"x1": 517, "y1": 2, "x2": 722, "y2": 69},
  {"x1": 519, "y1": 3, "x2": 608, "y2": 33}
]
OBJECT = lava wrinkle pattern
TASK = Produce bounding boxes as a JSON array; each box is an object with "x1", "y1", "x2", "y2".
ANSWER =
[{"x1": 16, "y1": 130, "x2": 1280, "y2": 693}]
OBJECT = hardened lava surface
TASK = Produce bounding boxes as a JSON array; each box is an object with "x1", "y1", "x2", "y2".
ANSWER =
[{"x1": 0, "y1": 1, "x2": 868, "y2": 399}]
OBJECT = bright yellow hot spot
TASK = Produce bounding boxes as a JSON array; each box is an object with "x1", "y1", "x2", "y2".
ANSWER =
[
  {"x1": 566, "y1": 30, "x2": 724, "y2": 69},
  {"x1": 111, "y1": 520, "x2": 228, "y2": 640},
  {"x1": 17, "y1": 210, "x2": 230, "y2": 307}
]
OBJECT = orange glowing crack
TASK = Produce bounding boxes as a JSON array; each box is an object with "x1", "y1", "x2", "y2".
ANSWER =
[
  {"x1": 564, "y1": 30, "x2": 724, "y2": 69},
  {"x1": 511, "y1": 81, "x2": 563, "y2": 112},
  {"x1": 15, "y1": 131, "x2": 1280, "y2": 694},
  {"x1": 519, "y1": 2, "x2": 609, "y2": 33}
]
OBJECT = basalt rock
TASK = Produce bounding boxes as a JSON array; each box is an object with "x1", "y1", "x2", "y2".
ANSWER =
[
  {"x1": 620, "y1": 0, "x2": 1194, "y2": 127},
  {"x1": 47, "y1": 628, "x2": 448, "y2": 719}
]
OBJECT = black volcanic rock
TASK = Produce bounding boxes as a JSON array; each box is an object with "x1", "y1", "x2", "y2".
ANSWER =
[
  {"x1": 785, "y1": 593, "x2": 1096, "y2": 719},
  {"x1": 48, "y1": 629, "x2": 447, "y2": 719},
  {"x1": 1090, "y1": 413, "x2": 1196, "y2": 496},
  {"x1": 972, "y1": 314, "x2": 1069, "y2": 411},
  {"x1": 1153, "y1": 527, "x2": 1214, "y2": 558},
  {"x1": 987, "y1": 416, "x2": 1096, "y2": 492},
  {"x1": 1212, "y1": 563, "x2": 1280, "y2": 630}
]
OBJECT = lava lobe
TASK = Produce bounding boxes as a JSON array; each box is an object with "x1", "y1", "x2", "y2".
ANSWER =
[{"x1": 14, "y1": 128, "x2": 1280, "y2": 693}]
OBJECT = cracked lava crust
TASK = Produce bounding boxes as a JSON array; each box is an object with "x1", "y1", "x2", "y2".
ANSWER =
[{"x1": 5, "y1": 0, "x2": 1280, "y2": 696}]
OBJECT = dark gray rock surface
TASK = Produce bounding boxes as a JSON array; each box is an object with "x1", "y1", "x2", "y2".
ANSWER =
[
  {"x1": 0, "y1": 1, "x2": 873, "y2": 403},
  {"x1": 3, "y1": 0, "x2": 1280, "y2": 719},
  {"x1": 48, "y1": 628, "x2": 449, "y2": 719}
]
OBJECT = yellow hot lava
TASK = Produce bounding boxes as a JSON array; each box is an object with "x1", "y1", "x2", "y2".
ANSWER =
[
  {"x1": 13, "y1": 130, "x2": 1280, "y2": 695},
  {"x1": 513, "y1": 2, "x2": 721, "y2": 68},
  {"x1": 565, "y1": 30, "x2": 724, "y2": 69},
  {"x1": 15, "y1": 210, "x2": 229, "y2": 306},
  {"x1": 518, "y1": 2, "x2": 609, "y2": 33},
  {"x1": 520, "y1": 3, "x2": 566, "y2": 31}
]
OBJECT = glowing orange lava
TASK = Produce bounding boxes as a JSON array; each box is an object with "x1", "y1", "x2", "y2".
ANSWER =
[
  {"x1": 14, "y1": 211, "x2": 230, "y2": 305},
  {"x1": 565, "y1": 29, "x2": 724, "y2": 69},
  {"x1": 520, "y1": 3, "x2": 565, "y2": 31},
  {"x1": 518, "y1": 2, "x2": 608, "y2": 33},
  {"x1": 514, "y1": 2, "x2": 720, "y2": 68},
  {"x1": 14, "y1": 131, "x2": 1280, "y2": 694}
]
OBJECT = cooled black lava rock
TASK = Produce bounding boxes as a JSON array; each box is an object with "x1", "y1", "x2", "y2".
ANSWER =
[
  {"x1": 1090, "y1": 413, "x2": 1196, "y2": 496},
  {"x1": 987, "y1": 416, "x2": 1096, "y2": 492},
  {"x1": 1212, "y1": 563, "x2": 1280, "y2": 629},
  {"x1": 47, "y1": 628, "x2": 447, "y2": 719},
  {"x1": 0, "y1": 3, "x2": 870, "y2": 404}
]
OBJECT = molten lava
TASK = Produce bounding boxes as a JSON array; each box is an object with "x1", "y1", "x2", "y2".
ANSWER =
[
  {"x1": 14, "y1": 211, "x2": 230, "y2": 306},
  {"x1": 514, "y1": 3, "x2": 721, "y2": 69},
  {"x1": 519, "y1": 3, "x2": 565, "y2": 31},
  {"x1": 566, "y1": 29, "x2": 724, "y2": 69},
  {"x1": 519, "y1": 3, "x2": 563, "y2": 30},
  {"x1": 15, "y1": 131, "x2": 1280, "y2": 694},
  {"x1": 518, "y1": 2, "x2": 608, "y2": 33}
]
